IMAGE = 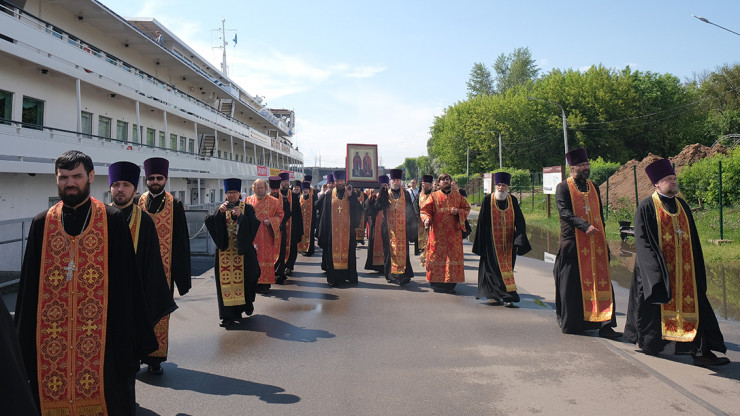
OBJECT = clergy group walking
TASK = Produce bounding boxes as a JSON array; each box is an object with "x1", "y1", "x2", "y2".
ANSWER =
[{"x1": 11, "y1": 146, "x2": 732, "y2": 416}]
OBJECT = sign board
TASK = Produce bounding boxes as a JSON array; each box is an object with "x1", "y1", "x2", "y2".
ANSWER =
[
  {"x1": 543, "y1": 252, "x2": 557, "y2": 264},
  {"x1": 542, "y1": 166, "x2": 562, "y2": 195},
  {"x1": 483, "y1": 173, "x2": 493, "y2": 194},
  {"x1": 257, "y1": 166, "x2": 269, "y2": 177}
]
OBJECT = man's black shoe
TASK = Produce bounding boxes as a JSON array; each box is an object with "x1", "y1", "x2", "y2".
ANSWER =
[
  {"x1": 598, "y1": 327, "x2": 622, "y2": 339},
  {"x1": 147, "y1": 364, "x2": 163, "y2": 375},
  {"x1": 693, "y1": 351, "x2": 730, "y2": 367}
]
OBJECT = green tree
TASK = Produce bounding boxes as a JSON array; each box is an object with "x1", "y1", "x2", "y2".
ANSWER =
[
  {"x1": 493, "y1": 47, "x2": 539, "y2": 94},
  {"x1": 466, "y1": 62, "x2": 494, "y2": 98}
]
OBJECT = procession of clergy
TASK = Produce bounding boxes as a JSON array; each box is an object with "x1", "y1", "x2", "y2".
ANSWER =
[{"x1": 5, "y1": 148, "x2": 730, "y2": 415}]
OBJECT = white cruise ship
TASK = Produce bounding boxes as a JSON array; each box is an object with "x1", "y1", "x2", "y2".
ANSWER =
[{"x1": 0, "y1": 0, "x2": 303, "y2": 223}]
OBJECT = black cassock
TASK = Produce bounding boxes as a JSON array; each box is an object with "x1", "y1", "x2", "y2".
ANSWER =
[
  {"x1": 282, "y1": 190, "x2": 304, "y2": 270},
  {"x1": 473, "y1": 194, "x2": 531, "y2": 302},
  {"x1": 15, "y1": 201, "x2": 158, "y2": 416},
  {"x1": 553, "y1": 179, "x2": 617, "y2": 333},
  {"x1": 367, "y1": 188, "x2": 418, "y2": 283},
  {"x1": 317, "y1": 188, "x2": 363, "y2": 286},
  {"x1": 1, "y1": 296, "x2": 38, "y2": 416},
  {"x1": 624, "y1": 194, "x2": 726, "y2": 355},
  {"x1": 205, "y1": 204, "x2": 261, "y2": 320},
  {"x1": 273, "y1": 192, "x2": 291, "y2": 280},
  {"x1": 135, "y1": 193, "x2": 192, "y2": 297},
  {"x1": 119, "y1": 204, "x2": 177, "y2": 326}
]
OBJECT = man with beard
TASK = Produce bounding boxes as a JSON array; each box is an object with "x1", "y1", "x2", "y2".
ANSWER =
[
  {"x1": 413, "y1": 175, "x2": 434, "y2": 266},
  {"x1": 136, "y1": 157, "x2": 192, "y2": 374},
  {"x1": 298, "y1": 181, "x2": 317, "y2": 256},
  {"x1": 624, "y1": 159, "x2": 729, "y2": 366},
  {"x1": 473, "y1": 172, "x2": 531, "y2": 307},
  {"x1": 270, "y1": 176, "x2": 292, "y2": 284},
  {"x1": 317, "y1": 170, "x2": 363, "y2": 287},
  {"x1": 279, "y1": 172, "x2": 303, "y2": 277},
  {"x1": 420, "y1": 173, "x2": 471, "y2": 293},
  {"x1": 244, "y1": 179, "x2": 284, "y2": 294},
  {"x1": 364, "y1": 175, "x2": 389, "y2": 273},
  {"x1": 292, "y1": 179, "x2": 302, "y2": 195},
  {"x1": 205, "y1": 178, "x2": 261, "y2": 327},
  {"x1": 366, "y1": 169, "x2": 417, "y2": 285},
  {"x1": 15, "y1": 150, "x2": 157, "y2": 415},
  {"x1": 553, "y1": 149, "x2": 621, "y2": 339},
  {"x1": 108, "y1": 161, "x2": 176, "y2": 328}
]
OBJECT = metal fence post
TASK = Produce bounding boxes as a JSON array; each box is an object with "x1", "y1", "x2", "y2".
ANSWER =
[
  {"x1": 633, "y1": 165, "x2": 638, "y2": 208},
  {"x1": 606, "y1": 176, "x2": 609, "y2": 220},
  {"x1": 719, "y1": 160, "x2": 723, "y2": 240}
]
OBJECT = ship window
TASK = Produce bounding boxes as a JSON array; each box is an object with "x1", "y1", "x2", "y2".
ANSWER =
[
  {"x1": 98, "y1": 116, "x2": 111, "y2": 139},
  {"x1": 22, "y1": 96, "x2": 44, "y2": 129},
  {"x1": 0, "y1": 89, "x2": 11, "y2": 124},
  {"x1": 81, "y1": 112, "x2": 92, "y2": 136},
  {"x1": 147, "y1": 128, "x2": 156, "y2": 146},
  {"x1": 218, "y1": 150, "x2": 222, "y2": 158},
  {"x1": 188, "y1": 138, "x2": 195, "y2": 153},
  {"x1": 180, "y1": 136, "x2": 186, "y2": 151},
  {"x1": 117, "y1": 120, "x2": 128, "y2": 141},
  {"x1": 159, "y1": 131, "x2": 165, "y2": 148},
  {"x1": 170, "y1": 133, "x2": 177, "y2": 150},
  {"x1": 132, "y1": 124, "x2": 139, "y2": 143}
]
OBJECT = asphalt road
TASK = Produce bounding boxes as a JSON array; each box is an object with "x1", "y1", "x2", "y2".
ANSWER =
[{"x1": 134, "y1": 241, "x2": 740, "y2": 416}]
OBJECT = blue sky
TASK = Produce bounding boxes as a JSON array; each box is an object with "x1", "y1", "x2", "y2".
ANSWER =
[{"x1": 100, "y1": 0, "x2": 739, "y2": 169}]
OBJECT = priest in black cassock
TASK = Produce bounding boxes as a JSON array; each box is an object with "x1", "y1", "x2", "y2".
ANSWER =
[
  {"x1": 624, "y1": 158, "x2": 729, "y2": 367},
  {"x1": 553, "y1": 148, "x2": 621, "y2": 339},
  {"x1": 364, "y1": 175, "x2": 389, "y2": 273},
  {"x1": 298, "y1": 179, "x2": 317, "y2": 257},
  {"x1": 205, "y1": 178, "x2": 261, "y2": 328},
  {"x1": 108, "y1": 161, "x2": 177, "y2": 327},
  {"x1": 1, "y1": 296, "x2": 38, "y2": 416},
  {"x1": 473, "y1": 172, "x2": 531, "y2": 307},
  {"x1": 16, "y1": 150, "x2": 158, "y2": 416},
  {"x1": 136, "y1": 157, "x2": 192, "y2": 375},
  {"x1": 279, "y1": 173, "x2": 303, "y2": 276},
  {"x1": 317, "y1": 170, "x2": 363, "y2": 286},
  {"x1": 316, "y1": 173, "x2": 335, "y2": 271},
  {"x1": 367, "y1": 169, "x2": 417, "y2": 285}
]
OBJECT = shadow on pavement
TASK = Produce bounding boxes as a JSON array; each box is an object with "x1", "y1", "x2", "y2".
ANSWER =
[
  {"x1": 260, "y1": 288, "x2": 339, "y2": 302},
  {"x1": 136, "y1": 363, "x2": 300, "y2": 405},
  {"x1": 227, "y1": 314, "x2": 335, "y2": 343}
]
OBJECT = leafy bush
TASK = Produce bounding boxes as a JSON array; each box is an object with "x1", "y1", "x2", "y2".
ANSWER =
[
  {"x1": 452, "y1": 173, "x2": 469, "y2": 188},
  {"x1": 589, "y1": 156, "x2": 620, "y2": 186},
  {"x1": 678, "y1": 148, "x2": 740, "y2": 207}
]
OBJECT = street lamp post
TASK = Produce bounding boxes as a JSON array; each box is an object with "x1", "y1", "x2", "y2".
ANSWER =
[
  {"x1": 693, "y1": 15, "x2": 740, "y2": 37},
  {"x1": 472, "y1": 130, "x2": 503, "y2": 169},
  {"x1": 527, "y1": 96, "x2": 569, "y2": 165}
]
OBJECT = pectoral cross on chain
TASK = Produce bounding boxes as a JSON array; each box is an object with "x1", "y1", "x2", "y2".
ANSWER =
[
  {"x1": 675, "y1": 227, "x2": 684, "y2": 241},
  {"x1": 583, "y1": 201, "x2": 591, "y2": 216},
  {"x1": 64, "y1": 260, "x2": 76, "y2": 281}
]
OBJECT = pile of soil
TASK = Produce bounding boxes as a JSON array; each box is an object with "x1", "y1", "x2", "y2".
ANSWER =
[{"x1": 599, "y1": 143, "x2": 729, "y2": 210}]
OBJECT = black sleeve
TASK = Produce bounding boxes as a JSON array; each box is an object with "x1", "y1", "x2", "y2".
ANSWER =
[
  {"x1": 555, "y1": 181, "x2": 590, "y2": 232},
  {"x1": 472, "y1": 194, "x2": 490, "y2": 255},
  {"x1": 511, "y1": 195, "x2": 532, "y2": 255},
  {"x1": 171, "y1": 200, "x2": 192, "y2": 296},
  {"x1": 204, "y1": 209, "x2": 229, "y2": 251}
]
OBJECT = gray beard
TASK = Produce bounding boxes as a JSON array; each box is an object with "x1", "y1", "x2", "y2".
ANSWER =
[{"x1": 494, "y1": 190, "x2": 508, "y2": 201}]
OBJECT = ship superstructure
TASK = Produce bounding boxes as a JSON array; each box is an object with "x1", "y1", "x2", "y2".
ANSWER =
[{"x1": 0, "y1": 0, "x2": 302, "y2": 221}]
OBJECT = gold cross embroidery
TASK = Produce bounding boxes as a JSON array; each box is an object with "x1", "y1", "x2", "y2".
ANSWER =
[
  {"x1": 46, "y1": 322, "x2": 63, "y2": 338},
  {"x1": 80, "y1": 373, "x2": 95, "y2": 390},
  {"x1": 82, "y1": 320, "x2": 98, "y2": 335},
  {"x1": 83, "y1": 269, "x2": 98, "y2": 284},
  {"x1": 49, "y1": 270, "x2": 65, "y2": 286},
  {"x1": 48, "y1": 376, "x2": 63, "y2": 392}
]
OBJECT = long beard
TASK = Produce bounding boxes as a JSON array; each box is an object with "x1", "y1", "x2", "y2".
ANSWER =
[
  {"x1": 391, "y1": 183, "x2": 401, "y2": 191},
  {"x1": 59, "y1": 181, "x2": 91, "y2": 206},
  {"x1": 147, "y1": 183, "x2": 164, "y2": 194},
  {"x1": 494, "y1": 190, "x2": 508, "y2": 201}
]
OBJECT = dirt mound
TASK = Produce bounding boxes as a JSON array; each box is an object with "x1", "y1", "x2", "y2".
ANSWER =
[{"x1": 599, "y1": 143, "x2": 728, "y2": 209}]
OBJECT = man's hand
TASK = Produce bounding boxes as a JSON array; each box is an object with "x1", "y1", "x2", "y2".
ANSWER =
[
  {"x1": 219, "y1": 202, "x2": 229, "y2": 213},
  {"x1": 450, "y1": 207, "x2": 459, "y2": 216},
  {"x1": 424, "y1": 218, "x2": 430, "y2": 229},
  {"x1": 585, "y1": 225, "x2": 599, "y2": 235},
  {"x1": 263, "y1": 219, "x2": 270, "y2": 227},
  {"x1": 231, "y1": 206, "x2": 242, "y2": 217}
]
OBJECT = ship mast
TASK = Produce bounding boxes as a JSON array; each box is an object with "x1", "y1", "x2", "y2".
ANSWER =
[{"x1": 220, "y1": 19, "x2": 228, "y2": 77}]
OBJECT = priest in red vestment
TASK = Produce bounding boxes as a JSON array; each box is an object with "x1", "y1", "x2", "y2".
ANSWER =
[
  {"x1": 420, "y1": 173, "x2": 471, "y2": 293},
  {"x1": 244, "y1": 178, "x2": 284, "y2": 294}
]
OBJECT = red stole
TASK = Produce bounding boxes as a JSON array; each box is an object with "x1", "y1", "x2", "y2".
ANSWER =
[
  {"x1": 387, "y1": 189, "x2": 407, "y2": 273},
  {"x1": 566, "y1": 177, "x2": 613, "y2": 322},
  {"x1": 330, "y1": 188, "x2": 351, "y2": 269},
  {"x1": 491, "y1": 194, "x2": 516, "y2": 291},
  {"x1": 138, "y1": 191, "x2": 174, "y2": 358},
  {"x1": 245, "y1": 194, "x2": 282, "y2": 284},
  {"x1": 218, "y1": 202, "x2": 246, "y2": 306},
  {"x1": 356, "y1": 191, "x2": 366, "y2": 241},
  {"x1": 298, "y1": 192, "x2": 313, "y2": 252},
  {"x1": 372, "y1": 210, "x2": 384, "y2": 266},
  {"x1": 37, "y1": 199, "x2": 109, "y2": 416},
  {"x1": 653, "y1": 192, "x2": 698, "y2": 342}
]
